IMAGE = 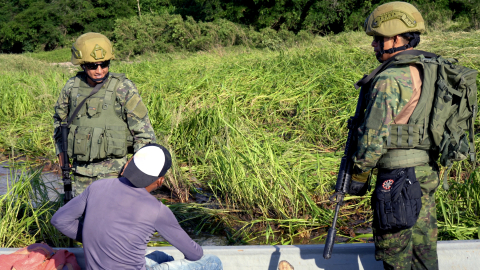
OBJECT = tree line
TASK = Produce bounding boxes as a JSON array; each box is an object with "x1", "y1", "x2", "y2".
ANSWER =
[{"x1": 1, "y1": 0, "x2": 479, "y2": 54}]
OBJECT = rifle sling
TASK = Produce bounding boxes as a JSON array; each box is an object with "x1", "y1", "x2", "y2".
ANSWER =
[
  {"x1": 64, "y1": 80, "x2": 107, "y2": 126},
  {"x1": 354, "y1": 50, "x2": 437, "y2": 90}
]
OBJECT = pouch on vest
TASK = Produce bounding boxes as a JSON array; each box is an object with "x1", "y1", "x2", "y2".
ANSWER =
[
  {"x1": 72, "y1": 126, "x2": 93, "y2": 162},
  {"x1": 373, "y1": 167, "x2": 422, "y2": 232},
  {"x1": 90, "y1": 127, "x2": 107, "y2": 160},
  {"x1": 86, "y1": 97, "x2": 103, "y2": 118},
  {"x1": 67, "y1": 125, "x2": 76, "y2": 158},
  {"x1": 384, "y1": 124, "x2": 422, "y2": 149},
  {"x1": 105, "y1": 125, "x2": 127, "y2": 158}
]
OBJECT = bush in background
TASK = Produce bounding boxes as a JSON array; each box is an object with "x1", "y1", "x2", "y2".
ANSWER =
[
  {"x1": 0, "y1": 0, "x2": 137, "y2": 53},
  {"x1": 113, "y1": 14, "x2": 314, "y2": 59},
  {"x1": 2, "y1": 0, "x2": 480, "y2": 54}
]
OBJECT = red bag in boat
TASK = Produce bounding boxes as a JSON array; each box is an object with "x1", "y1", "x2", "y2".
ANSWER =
[{"x1": 0, "y1": 243, "x2": 81, "y2": 270}]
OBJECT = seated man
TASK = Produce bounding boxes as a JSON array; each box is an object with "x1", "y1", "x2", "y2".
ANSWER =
[{"x1": 51, "y1": 144, "x2": 222, "y2": 270}]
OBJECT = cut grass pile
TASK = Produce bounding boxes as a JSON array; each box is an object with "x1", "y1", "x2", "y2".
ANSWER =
[{"x1": 1, "y1": 31, "x2": 480, "y2": 246}]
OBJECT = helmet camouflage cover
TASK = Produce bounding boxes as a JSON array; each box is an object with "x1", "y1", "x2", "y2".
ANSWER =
[
  {"x1": 364, "y1": 1, "x2": 425, "y2": 37},
  {"x1": 71, "y1": 32, "x2": 115, "y2": 65}
]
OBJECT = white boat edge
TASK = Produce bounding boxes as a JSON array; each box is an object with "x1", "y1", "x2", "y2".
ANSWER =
[{"x1": 1, "y1": 240, "x2": 479, "y2": 269}]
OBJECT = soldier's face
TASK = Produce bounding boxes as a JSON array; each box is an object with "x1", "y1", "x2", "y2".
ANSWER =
[
  {"x1": 83, "y1": 61, "x2": 109, "y2": 80},
  {"x1": 372, "y1": 36, "x2": 405, "y2": 62}
]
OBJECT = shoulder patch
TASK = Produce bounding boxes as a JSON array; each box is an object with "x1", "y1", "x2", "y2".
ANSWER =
[
  {"x1": 134, "y1": 102, "x2": 148, "y2": 119},
  {"x1": 126, "y1": 94, "x2": 148, "y2": 118},
  {"x1": 366, "y1": 106, "x2": 384, "y2": 130}
]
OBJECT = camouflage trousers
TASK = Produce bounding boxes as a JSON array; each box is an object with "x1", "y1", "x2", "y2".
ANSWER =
[
  {"x1": 373, "y1": 163, "x2": 440, "y2": 270},
  {"x1": 72, "y1": 157, "x2": 127, "y2": 195},
  {"x1": 72, "y1": 172, "x2": 119, "y2": 195}
]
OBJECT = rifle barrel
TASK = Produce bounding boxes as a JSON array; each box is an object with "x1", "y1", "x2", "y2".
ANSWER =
[{"x1": 323, "y1": 194, "x2": 343, "y2": 259}]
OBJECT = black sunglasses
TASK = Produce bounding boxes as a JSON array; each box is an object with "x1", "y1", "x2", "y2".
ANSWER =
[
  {"x1": 84, "y1": 60, "x2": 110, "y2": 70},
  {"x1": 373, "y1": 36, "x2": 384, "y2": 43}
]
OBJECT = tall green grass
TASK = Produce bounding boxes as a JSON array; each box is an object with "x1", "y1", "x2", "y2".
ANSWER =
[
  {"x1": 0, "y1": 54, "x2": 69, "y2": 158},
  {"x1": 0, "y1": 168, "x2": 69, "y2": 247},
  {"x1": 1, "y1": 31, "x2": 480, "y2": 245},
  {"x1": 24, "y1": 48, "x2": 72, "y2": 63}
]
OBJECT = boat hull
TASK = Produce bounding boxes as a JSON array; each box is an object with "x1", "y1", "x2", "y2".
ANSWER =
[{"x1": 1, "y1": 240, "x2": 479, "y2": 269}]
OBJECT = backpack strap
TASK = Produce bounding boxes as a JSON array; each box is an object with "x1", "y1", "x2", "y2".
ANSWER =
[{"x1": 355, "y1": 50, "x2": 438, "y2": 89}]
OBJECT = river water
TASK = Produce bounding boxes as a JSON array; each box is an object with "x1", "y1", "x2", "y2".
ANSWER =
[
  {"x1": 0, "y1": 163, "x2": 64, "y2": 200},
  {"x1": 0, "y1": 162, "x2": 229, "y2": 246}
]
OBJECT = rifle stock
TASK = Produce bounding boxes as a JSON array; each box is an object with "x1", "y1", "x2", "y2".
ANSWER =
[{"x1": 323, "y1": 81, "x2": 369, "y2": 259}]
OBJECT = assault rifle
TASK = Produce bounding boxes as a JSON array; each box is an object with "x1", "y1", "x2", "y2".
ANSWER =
[
  {"x1": 60, "y1": 122, "x2": 73, "y2": 205},
  {"x1": 323, "y1": 79, "x2": 369, "y2": 259}
]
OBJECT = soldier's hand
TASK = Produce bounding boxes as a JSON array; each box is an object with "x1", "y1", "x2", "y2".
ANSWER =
[
  {"x1": 349, "y1": 170, "x2": 371, "y2": 196},
  {"x1": 352, "y1": 170, "x2": 370, "y2": 184}
]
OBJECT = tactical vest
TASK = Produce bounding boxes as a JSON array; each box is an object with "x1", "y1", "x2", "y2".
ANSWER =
[
  {"x1": 375, "y1": 56, "x2": 436, "y2": 169},
  {"x1": 370, "y1": 52, "x2": 477, "y2": 171},
  {"x1": 66, "y1": 72, "x2": 132, "y2": 162}
]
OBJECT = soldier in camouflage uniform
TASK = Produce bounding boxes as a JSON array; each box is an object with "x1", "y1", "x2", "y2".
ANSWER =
[
  {"x1": 351, "y1": 2, "x2": 440, "y2": 269},
  {"x1": 53, "y1": 33, "x2": 156, "y2": 194}
]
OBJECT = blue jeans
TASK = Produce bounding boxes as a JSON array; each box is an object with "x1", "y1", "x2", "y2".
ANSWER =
[{"x1": 145, "y1": 251, "x2": 223, "y2": 270}]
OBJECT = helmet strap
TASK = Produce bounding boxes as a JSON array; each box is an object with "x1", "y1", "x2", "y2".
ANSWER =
[
  {"x1": 377, "y1": 39, "x2": 386, "y2": 63},
  {"x1": 380, "y1": 44, "x2": 412, "y2": 55},
  {"x1": 376, "y1": 35, "x2": 417, "y2": 63}
]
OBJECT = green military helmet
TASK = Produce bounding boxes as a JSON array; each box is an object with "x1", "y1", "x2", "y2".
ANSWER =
[
  {"x1": 364, "y1": 1, "x2": 425, "y2": 37},
  {"x1": 71, "y1": 32, "x2": 115, "y2": 65}
]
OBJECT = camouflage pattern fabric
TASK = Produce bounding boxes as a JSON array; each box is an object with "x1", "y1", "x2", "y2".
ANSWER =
[
  {"x1": 53, "y1": 73, "x2": 156, "y2": 193},
  {"x1": 73, "y1": 171, "x2": 119, "y2": 195},
  {"x1": 354, "y1": 64, "x2": 418, "y2": 172},
  {"x1": 374, "y1": 163, "x2": 440, "y2": 270}
]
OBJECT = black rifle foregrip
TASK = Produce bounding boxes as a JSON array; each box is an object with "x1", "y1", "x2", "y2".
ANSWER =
[{"x1": 335, "y1": 156, "x2": 353, "y2": 193}]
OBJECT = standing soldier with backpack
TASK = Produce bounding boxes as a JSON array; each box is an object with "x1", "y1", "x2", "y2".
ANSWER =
[
  {"x1": 53, "y1": 32, "x2": 156, "y2": 196},
  {"x1": 348, "y1": 2, "x2": 477, "y2": 269}
]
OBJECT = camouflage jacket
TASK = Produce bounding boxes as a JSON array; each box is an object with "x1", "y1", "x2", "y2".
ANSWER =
[
  {"x1": 53, "y1": 72, "x2": 156, "y2": 176},
  {"x1": 353, "y1": 64, "x2": 420, "y2": 172}
]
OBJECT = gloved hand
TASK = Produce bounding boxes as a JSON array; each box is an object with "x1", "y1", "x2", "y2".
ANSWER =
[
  {"x1": 352, "y1": 170, "x2": 370, "y2": 183},
  {"x1": 349, "y1": 170, "x2": 371, "y2": 196}
]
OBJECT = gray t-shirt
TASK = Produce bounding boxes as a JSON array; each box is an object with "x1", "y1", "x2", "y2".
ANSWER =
[{"x1": 51, "y1": 177, "x2": 203, "y2": 270}]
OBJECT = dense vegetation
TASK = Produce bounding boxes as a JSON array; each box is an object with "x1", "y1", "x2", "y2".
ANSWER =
[
  {"x1": 1, "y1": 31, "x2": 480, "y2": 246},
  {"x1": 1, "y1": 0, "x2": 480, "y2": 54}
]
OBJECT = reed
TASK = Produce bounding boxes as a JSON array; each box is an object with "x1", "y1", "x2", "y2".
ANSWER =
[
  {"x1": 0, "y1": 167, "x2": 69, "y2": 247},
  {"x1": 0, "y1": 31, "x2": 479, "y2": 245}
]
